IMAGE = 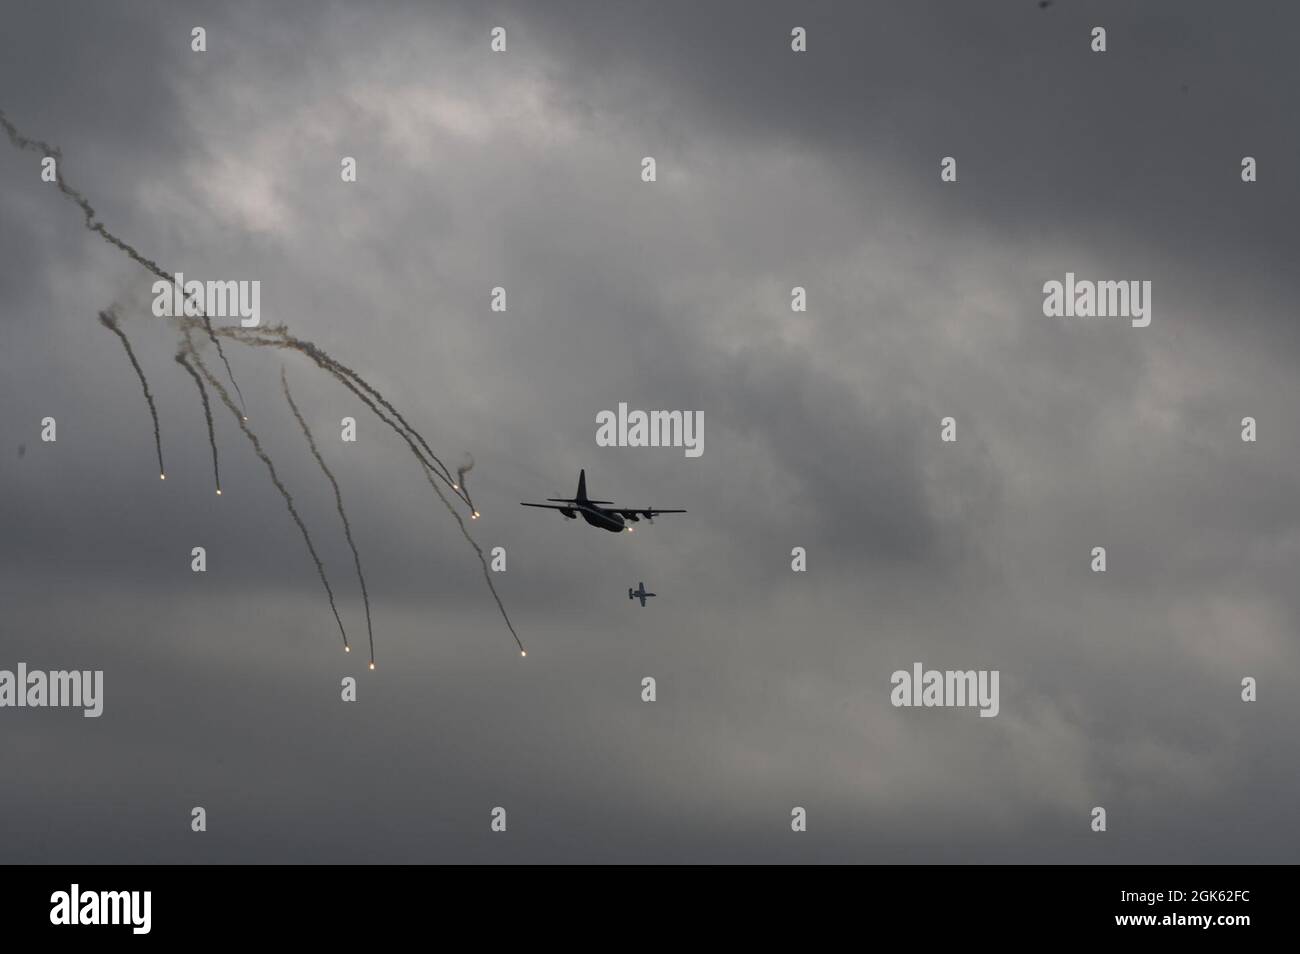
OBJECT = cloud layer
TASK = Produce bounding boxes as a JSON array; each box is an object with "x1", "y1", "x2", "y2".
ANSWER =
[{"x1": 0, "y1": 0, "x2": 1295, "y2": 861}]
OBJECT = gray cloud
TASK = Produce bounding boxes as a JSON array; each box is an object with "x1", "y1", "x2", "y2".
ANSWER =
[{"x1": 0, "y1": 0, "x2": 1295, "y2": 862}]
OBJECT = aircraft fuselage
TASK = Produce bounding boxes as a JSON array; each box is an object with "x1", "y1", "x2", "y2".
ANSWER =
[
  {"x1": 579, "y1": 504, "x2": 626, "y2": 532},
  {"x1": 520, "y1": 469, "x2": 682, "y2": 533}
]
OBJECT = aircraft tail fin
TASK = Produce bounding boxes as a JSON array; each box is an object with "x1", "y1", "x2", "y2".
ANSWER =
[{"x1": 576, "y1": 468, "x2": 588, "y2": 503}]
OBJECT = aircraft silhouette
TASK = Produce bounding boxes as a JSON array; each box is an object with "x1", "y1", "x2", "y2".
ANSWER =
[
  {"x1": 520, "y1": 469, "x2": 685, "y2": 533},
  {"x1": 629, "y1": 582, "x2": 656, "y2": 607}
]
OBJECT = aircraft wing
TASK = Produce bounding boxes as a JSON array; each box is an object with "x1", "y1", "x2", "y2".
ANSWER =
[
  {"x1": 616, "y1": 508, "x2": 686, "y2": 518},
  {"x1": 520, "y1": 502, "x2": 575, "y2": 510}
]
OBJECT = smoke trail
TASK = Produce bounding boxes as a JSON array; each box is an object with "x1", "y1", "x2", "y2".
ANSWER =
[
  {"x1": 329, "y1": 361, "x2": 457, "y2": 488},
  {"x1": 174, "y1": 350, "x2": 222, "y2": 494},
  {"x1": 205, "y1": 324, "x2": 467, "y2": 506},
  {"x1": 1, "y1": 109, "x2": 519, "y2": 656},
  {"x1": 454, "y1": 453, "x2": 478, "y2": 515},
  {"x1": 0, "y1": 110, "x2": 60, "y2": 157},
  {"x1": 304, "y1": 355, "x2": 523, "y2": 652},
  {"x1": 281, "y1": 368, "x2": 375, "y2": 667},
  {"x1": 455, "y1": 453, "x2": 474, "y2": 490},
  {"x1": 291, "y1": 353, "x2": 523, "y2": 656},
  {"x1": 420, "y1": 464, "x2": 526, "y2": 656},
  {"x1": 292, "y1": 340, "x2": 459, "y2": 493},
  {"x1": 97, "y1": 309, "x2": 165, "y2": 479},
  {"x1": 205, "y1": 324, "x2": 522, "y2": 654},
  {"x1": 183, "y1": 337, "x2": 350, "y2": 652},
  {"x1": 235, "y1": 325, "x2": 458, "y2": 494},
  {"x1": 1, "y1": 110, "x2": 247, "y2": 413}
]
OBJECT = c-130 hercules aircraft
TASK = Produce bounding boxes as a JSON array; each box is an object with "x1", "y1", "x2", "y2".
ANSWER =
[{"x1": 520, "y1": 469, "x2": 685, "y2": 533}]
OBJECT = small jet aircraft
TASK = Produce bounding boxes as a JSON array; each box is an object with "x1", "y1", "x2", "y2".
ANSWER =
[
  {"x1": 629, "y1": 582, "x2": 656, "y2": 607},
  {"x1": 520, "y1": 469, "x2": 685, "y2": 533}
]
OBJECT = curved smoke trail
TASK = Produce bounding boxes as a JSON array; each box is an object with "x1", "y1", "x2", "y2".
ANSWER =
[
  {"x1": 297, "y1": 345, "x2": 461, "y2": 496},
  {"x1": 455, "y1": 453, "x2": 475, "y2": 490},
  {"x1": 184, "y1": 336, "x2": 349, "y2": 653},
  {"x1": 213, "y1": 325, "x2": 471, "y2": 504},
  {"x1": 453, "y1": 453, "x2": 479, "y2": 513},
  {"x1": 174, "y1": 350, "x2": 222, "y2": 494},
  {"x1": 4, "y1": 109, "x2": 520, "y2": 658},
  {"x1": 203, "y1": 324, "x2": 523, "y2": 654},
  {"x1": 2, "y1": 109, "x2": 247, "y2": 414},
  {"x1": 97, "y1": 309, "x2": 165, "y2": 479},
  {"x1": 281, "y1": 368, "x2": 375, "y2": 667},
  {"x1": 420, "y1": 463, "x2": 525, "y2": 656}
]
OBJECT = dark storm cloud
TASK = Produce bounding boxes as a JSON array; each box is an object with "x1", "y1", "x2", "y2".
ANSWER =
[
  {"x1": 1, "y1": 0, "x2": 1296, "y2": 862},
  {"x1": 513, "y1": 1, "x2": 1300, "y2": 262}
]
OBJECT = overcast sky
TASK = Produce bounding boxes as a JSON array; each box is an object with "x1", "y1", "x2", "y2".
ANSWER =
[{"x1": 1, "y1": 0, "x2": 1296, "y2": 862}]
